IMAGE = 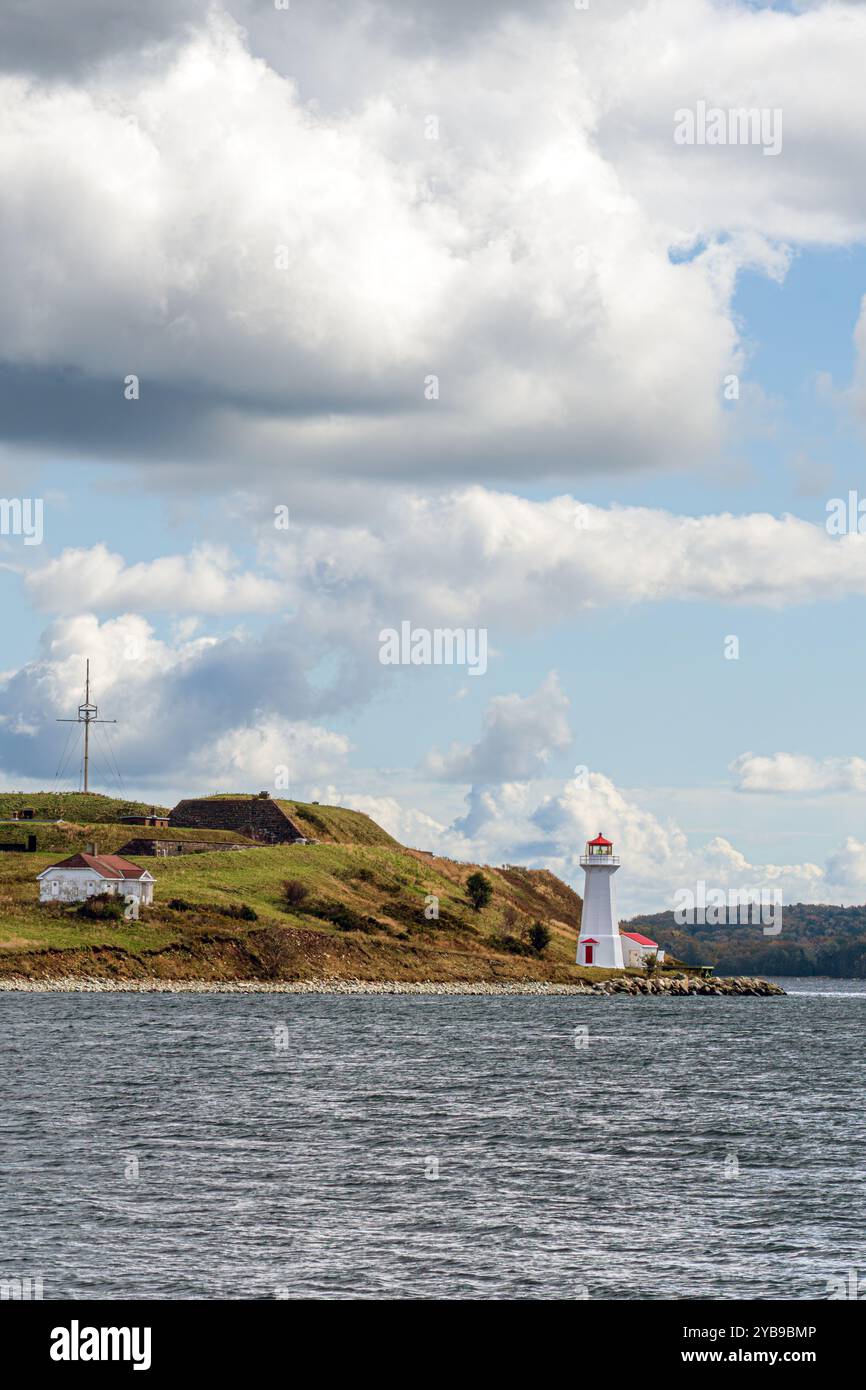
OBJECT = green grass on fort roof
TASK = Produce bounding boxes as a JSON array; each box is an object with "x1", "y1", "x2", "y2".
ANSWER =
[{"x1": 0, "y1": 791, "x2": 170, "y2": 823}]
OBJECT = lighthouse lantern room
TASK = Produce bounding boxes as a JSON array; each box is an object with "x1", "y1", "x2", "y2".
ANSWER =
[{"x1": 577, "y1": 833, "x2": 624, "y2": 969}]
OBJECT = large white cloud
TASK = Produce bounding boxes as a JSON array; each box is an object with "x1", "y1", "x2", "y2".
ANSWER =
[
  {"x1": 10, "y1": 3, "x2": 866, "y2": 483},
  {"x1": 586, "y1": 0, "x2": 866, "y2": 246},
  {"x1": 265, "y1": 488, "x2": 866, "y2": 624},
  {"x1": 206, "y1": 718, "x2": 351, "y2": 791},
  {"x1": 0, "y1": 611, "x2": 368, "y2": 791},
  {"x1": 17, "y1": 489, "x2": 866, "y2": 629}
]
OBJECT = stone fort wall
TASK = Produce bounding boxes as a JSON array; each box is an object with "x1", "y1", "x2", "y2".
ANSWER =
[{"x1": 168, "y1": 798, "x2": 305, "y2": 844}]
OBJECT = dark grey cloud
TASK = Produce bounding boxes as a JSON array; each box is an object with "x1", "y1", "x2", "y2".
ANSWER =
[
  {"x1": 0, "y1": 0, "x2": 200, "y2": 76},
  {"x1": 0, "y1": 0, "x2": 558, "y2": 80},
  {"x1": 0, "y1": 364, "x2": 413, "y2": 469}
]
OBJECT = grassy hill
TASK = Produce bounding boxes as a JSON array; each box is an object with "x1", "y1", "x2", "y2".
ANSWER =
[
  {"x1": 627, "y1": 903, "x2": 866, "y2": 977},
  {"x1": 277, "y1": 800, "x2": 400, "y2": 846},
  {"x1": 1, "y1": 823, "x2": 258, "y2": 854},
  {"x1": 0, "y1": 792, "x2": 170, "y2": 823},
  {"x1": 192, "y1": 794, "x2": 399, "y2": 847},
  {"x1": 0, "y1": 792, "x2": 615, "y2": 983}
]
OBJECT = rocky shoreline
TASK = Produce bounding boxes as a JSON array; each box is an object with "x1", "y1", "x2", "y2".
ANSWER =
[{"x1": 0, "y1": 974, "x2": 785, "y2": 996}]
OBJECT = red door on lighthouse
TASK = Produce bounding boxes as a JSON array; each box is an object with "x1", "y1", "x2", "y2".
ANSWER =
[
  {"x1": 585, "y1": 945, "x2": 593, "y2": 964},
  {"x1": 582, "y1": 939, "x2": 598, "y2": 965}
]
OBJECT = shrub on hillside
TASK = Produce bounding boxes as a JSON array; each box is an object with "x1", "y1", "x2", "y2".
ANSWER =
[
  {"x1": 282, "y1": 879, "x2": 310, "y2": 909},
  {"x1": 75, "y1": 892, "x2": 126, "y2": 922},
  {"x1": 528, "y1": 921, "x2": 551, "y2": 955},
  {"x1": 303, "y1": 899, "x2": 379, "y2": 933},
  {"x1": 218, "y1": 902, "x2": 258, "y2": 922},
  {"x1": 327, "y1": 902, "x2": 378, "y2": 933},
  {"x1": 488, "y1": 932, "x2": 533, "y2": 956},
  {"x1": 466, "y1": 871, "x2": 493, "y2": 912}
]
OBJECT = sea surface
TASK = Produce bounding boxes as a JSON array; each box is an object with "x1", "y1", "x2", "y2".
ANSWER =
[{"x1": 1, "y1": 978, "x2": 864, "y2": 1300}]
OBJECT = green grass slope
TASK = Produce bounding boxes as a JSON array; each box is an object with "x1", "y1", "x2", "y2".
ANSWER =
[
  {"x1": 0, "y1": 823, "x2": 258, "y2": 854},
  {"x1": 0, "y1": 792, "x2": 169, "y2": 823},
  {"x1": 277, "y1": 800, "x2": 399, "y2": 846}
]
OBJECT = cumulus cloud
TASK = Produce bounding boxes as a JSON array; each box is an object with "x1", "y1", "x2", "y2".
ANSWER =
[
  {"x1": 22, "y1": 544, "x2": 284, "y2": 614},
  {"x1": 0, "y1": 1, "x2": 563, "y2": 80},
  {"x1": 826, "y1": 837, "x2": 866, "y2": 888},
  {"x1": 394, "y1": 678, "x2": 840, "y2": 909},
  {"x1": 326, "y1": 764, "x2": 847, "y2": 914},
  {"x1": 312, "y1": 791, "x2": 449, "y2": 850},
  {"x1": 0, "y1": 611, "x2": 369, "y2": 792},
  {"x1": 530, "y1": 771, "x2": 836, "y2": 911},
  {"x1": 730, "y1": 751, "x2": 866, "y2": 794},
  {"x1": 18, "y1": 489, "x2": 866, "y2": 634},
  {"x1": 424, "y1": 673, "x2": 571, "y2": 783},
  {"x1": 587, "y1": 1, "x2": 866, "y2": 247},
  {"x1": 11, "y1": 2, "x2": 863, "y2": 483},
  {"x1": 206, "y1": 718, "x2": 351, "y2": 789},
  {"x1": 266, "y1": 488, "x2": 866, "y2": 624},
  {"x1": 0, "y1": 0, "x2": 200, "y2": 77}
]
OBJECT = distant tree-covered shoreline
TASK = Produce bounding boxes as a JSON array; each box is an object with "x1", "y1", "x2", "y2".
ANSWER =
[{"x1": 627, "y1": 903, "x2": 866, "y2": 978}]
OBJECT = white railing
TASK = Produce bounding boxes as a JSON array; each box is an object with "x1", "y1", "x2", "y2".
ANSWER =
[{"x1": 580, "y1": 854, "x2": 620, "y2": 867}]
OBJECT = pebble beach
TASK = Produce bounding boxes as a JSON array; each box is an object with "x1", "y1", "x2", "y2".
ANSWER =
[{"x1": 0, "y1": 974, "x2": 784, "y2": 995}]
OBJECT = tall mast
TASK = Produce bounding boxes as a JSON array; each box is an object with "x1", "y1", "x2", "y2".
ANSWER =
[
  {"x1": 84, "y1": 659, "x2": 91, "y2": 794},
  {"x1": 57, "y1": 659, "x2": 117, "y2": 794}
]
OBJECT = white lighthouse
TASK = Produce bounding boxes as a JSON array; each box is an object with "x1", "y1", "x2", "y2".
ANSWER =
[{"x1": 577, "y1": 833, "x2": 624, "y2": 969}]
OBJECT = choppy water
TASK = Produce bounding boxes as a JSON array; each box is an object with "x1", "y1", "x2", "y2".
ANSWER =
[{"x1": 1, "y1": 978, "x2": 864, "y2": 1300}]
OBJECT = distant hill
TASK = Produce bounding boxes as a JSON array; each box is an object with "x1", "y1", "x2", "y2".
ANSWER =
[{"x1": 627, "y1": 902, "x2": 866, "y2": 977}]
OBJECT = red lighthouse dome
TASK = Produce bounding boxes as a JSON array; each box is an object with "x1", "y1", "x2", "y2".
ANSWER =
[{"x1": 585, "y1": 832, "x2": 614, "y2": 856}]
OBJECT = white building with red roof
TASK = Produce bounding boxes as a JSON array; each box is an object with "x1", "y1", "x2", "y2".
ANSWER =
[
  {"x1": 37, "y1": 845, "x2": 155, "y2": 910},
  {"x1": 577, "y1": 834, "x2": 664, "y2": 970},
  {"x1": 620, "y1": 929, "x2": 665, "y2": 969}
]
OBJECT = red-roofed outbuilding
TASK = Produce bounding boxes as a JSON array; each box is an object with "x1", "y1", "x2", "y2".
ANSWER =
[{"x1": 37, "y1": 848, "x2": 155, "y2": 913}]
